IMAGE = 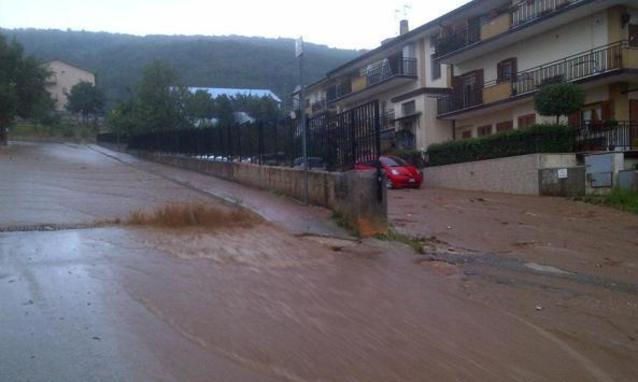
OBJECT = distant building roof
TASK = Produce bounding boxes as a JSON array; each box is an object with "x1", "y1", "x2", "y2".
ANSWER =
[{"x1": 188, "y1": 87, "x2": 282, "y2": 103}]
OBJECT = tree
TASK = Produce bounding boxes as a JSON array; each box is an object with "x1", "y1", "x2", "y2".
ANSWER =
[
  {"x1": 106, "y1": 99, "x2": 137, "y2": 137},
  {"x1": 215, "y1": 95, "x2": 235, "y2": 127},
  {"x1": 66, "y1": 81, "x2": 105, "y2": 125},
  {"x1": 135, "y1": 61, "x2": 190, "y2": 132},
  {"x1": 534, "y1": 82, "x2": 585, "y2": 124},
  {"x1": 0, "y1": 34, "x2": 51, "y2": 145},
  {"x1": 185, "y1": 90, "x2": 215, "y2": 127}
]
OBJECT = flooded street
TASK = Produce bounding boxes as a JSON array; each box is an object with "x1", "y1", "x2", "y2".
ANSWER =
[{"x1": 1, "y1": 142, "x2": 637, "y2": 381}]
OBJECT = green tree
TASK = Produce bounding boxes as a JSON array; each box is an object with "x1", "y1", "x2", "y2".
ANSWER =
[
  {"x1": 66, "y1": 81, "x2": 105, "y2": 125},
  {"x1": 215, "y1": 95, "x2": 235, "y2": 127},
  {"x1": 106, "y1": 99, "x2": 137, "y2": 137},
  {"x1": 534, "y1": 83, "x2": 585, "y2": 124},
  {"x1": 135, "y1": 61, "x2": 190, "y2": 132},
  {"x1": 185, "y1": 90, "x2": 215, "y2": 126},
  {"x1": 0, "y1": 34, "x2": 51, "y2": 144}
]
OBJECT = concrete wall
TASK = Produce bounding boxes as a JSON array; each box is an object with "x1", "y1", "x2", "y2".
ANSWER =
[
  {"x1": 132, "y1": 151, "x2": 387, "y2": 234},
  {"x1": 423, "y1": 153, "x2": 578, "y2": 195}
]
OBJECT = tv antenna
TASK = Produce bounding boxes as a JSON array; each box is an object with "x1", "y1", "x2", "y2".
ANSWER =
[{"x1": 394, "y1": 3, "x2": 412, "y2": 21}]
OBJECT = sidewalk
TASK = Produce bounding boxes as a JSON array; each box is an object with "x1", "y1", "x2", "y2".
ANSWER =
[{"x1": 90, "y1": 144, "x2": 349, "y2": 238}]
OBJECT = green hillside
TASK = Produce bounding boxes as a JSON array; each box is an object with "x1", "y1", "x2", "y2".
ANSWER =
[{"x1": 3, "y1": 28, "x2": 361, "y2": 108}]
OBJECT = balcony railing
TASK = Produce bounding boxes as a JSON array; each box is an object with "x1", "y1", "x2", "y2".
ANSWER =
[
  {"x1": 512, "y1": 0, "x2": 572, "y2": 28},
  {"x1": 382, "y1": 110, "x2": 396, "y2": 129},
  {"x1": 437, "y1": 41, "x2": 630, "y2": 116},
  {"x1": 514, "y1": 41, "x2": 623, "y2": 94},
  {"x1": 327, "y1": 58, "x2": 417, "y2": 103},
  {"x1": 326, "y1": 81, "x2": 352, "y2": 102},
  {"x1": 575, "y1": 122, "x2": 638, "y2": 152},
  {"x1": 434, "y1": 24, "x2": 481, "y2": 58},
  {"x1": 434, "y1": 0, "x2": 577, "y2": 58}
]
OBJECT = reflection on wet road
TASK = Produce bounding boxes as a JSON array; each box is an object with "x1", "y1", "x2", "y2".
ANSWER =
[{"x1": 0, "y1": 227, "x2": 612, "y2": 381}]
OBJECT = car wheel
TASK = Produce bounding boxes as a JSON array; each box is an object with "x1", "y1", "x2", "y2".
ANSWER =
[{"x1": 385, "y1": 179, "x2": 393, "y2": 189}]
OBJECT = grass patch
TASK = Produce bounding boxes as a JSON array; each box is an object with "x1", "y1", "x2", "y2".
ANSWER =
[
  {"x1": 125, "y1": 202, "x2": 259, "y2": 228},
  {"x1": 574, "y1": 188, "x2": 638, "y2": 214},
  {"x1": 331, "y1": 210, "x2": 360, "y2": 237},
  {"x1": 374, "y1": 230, "x2": 431, "y2": 254},
  {"x1": 9, "y1": 121, "x2": 96, "y2": 143}
]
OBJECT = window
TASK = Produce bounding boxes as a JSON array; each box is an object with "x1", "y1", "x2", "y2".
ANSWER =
[
  {"x1": 580, "y1": 102, "x2": 613, "y2": 125},
  {"x1": 477, "y1": 125, "x2": 492, "y2": 137},
  {"x1": 497, "y1": 58, "x2": 517, "y2": 82},
  {"x1": 401, "y1": 100, "x2": 416, "y2": 116},
  {"x1": 517, "y1": 114, "x2": 536, "y2": 128},
  {"x1": 496, "y1": 120, "x2": 513, "y2": 132},
  {"x1": 461, "y1": 130, "x2": 472, "y2": 139},
  {"x1": 431, "y1": 55, "x2": 441, "y2": 80}
]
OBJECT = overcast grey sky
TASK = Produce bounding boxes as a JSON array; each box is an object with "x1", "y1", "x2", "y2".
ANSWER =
[{"x1": 0, "y1": 0, "x2": 470, "y2": 49}]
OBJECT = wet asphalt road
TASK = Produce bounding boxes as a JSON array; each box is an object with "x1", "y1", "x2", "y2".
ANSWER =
[{"x1": 0, "y1": 142, "x2": 632, "y2": 381}]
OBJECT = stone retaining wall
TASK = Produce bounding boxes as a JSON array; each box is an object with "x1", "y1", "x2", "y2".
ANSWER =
[
  {"x1": 131, "y1": 151, "x2": 387, "y2": 234},
  {"x1": 423, "y1": 153, "x2": 578, "y2": 195}
]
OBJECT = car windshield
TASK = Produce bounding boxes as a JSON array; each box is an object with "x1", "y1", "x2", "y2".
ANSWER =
[{"x1": 381, "y1": 157, "x2": 408, "y2": 167}]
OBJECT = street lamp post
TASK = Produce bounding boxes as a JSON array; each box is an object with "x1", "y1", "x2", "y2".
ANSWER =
[{"x1": 296, "y1": 37, "x2": 309, "y2": 205}]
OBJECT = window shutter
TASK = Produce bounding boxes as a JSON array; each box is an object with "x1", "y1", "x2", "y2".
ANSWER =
[
  {"x1": 568, "y1": 112, "x2": 580, "y2": 126},
  {"x1": 601, "y1": 101, "x2": 614, "y2": 121}
]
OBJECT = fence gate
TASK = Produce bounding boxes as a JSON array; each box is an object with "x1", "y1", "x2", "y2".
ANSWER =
[{"x1": 307, "y1": 100, "x2": 383, "y2": 200}]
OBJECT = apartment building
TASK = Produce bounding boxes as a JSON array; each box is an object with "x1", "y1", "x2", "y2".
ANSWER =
[
  {"x1": 45, "y1": 60, "x2": 96, "y2": 111},
  {"x1": 303, "y1": 20, "x2": 453, "y2": 153},
  {"x1": 434, "y1": 0, "x2": 638, "y2": 140},
  {"x1": 303, "y1": 0, "x2": 638, "y2": 152}
]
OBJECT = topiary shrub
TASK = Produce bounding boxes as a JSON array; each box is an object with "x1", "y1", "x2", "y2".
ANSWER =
[
  {"x1": 427, "y1": 124, "x2": 575, "y2": 167},
  {"x1": 534, "y1": 83, "x2": 585, "y2": 124}
]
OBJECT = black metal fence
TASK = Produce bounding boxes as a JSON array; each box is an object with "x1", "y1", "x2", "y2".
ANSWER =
[{"x1": 99, "y1": 100, "x2": 381, "y2": 172}]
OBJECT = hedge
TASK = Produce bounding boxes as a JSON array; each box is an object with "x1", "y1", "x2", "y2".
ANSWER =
[
  {"x1": 426, "y1": 124, "x2": 574, "y2": 167},
  {"x1": 385, "y1": 149, "x2": 426, "y2": 168}
]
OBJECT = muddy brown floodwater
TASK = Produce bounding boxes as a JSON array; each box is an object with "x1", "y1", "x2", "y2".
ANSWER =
[{"x1": 1, "y1": 142, "x2": 637, "y2": 381}]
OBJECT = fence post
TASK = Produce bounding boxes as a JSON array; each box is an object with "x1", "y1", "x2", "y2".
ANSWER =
[
  {"x1": 258, "y1": 121, "x2": 264, "y2": 165},
  {"x1": 373, "y1": 100, "x2": 383, "y2": 202},
  {"x1": 237, "y1": 123, "x2": 242, "y2": 162},
  {"x1": 350, "y1": 108, "x2": 357, "y2": 168}
]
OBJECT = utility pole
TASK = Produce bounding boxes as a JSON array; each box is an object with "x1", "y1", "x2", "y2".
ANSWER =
[{"x1": 296, "y1": 36, "x2": 309, "y2": 205}]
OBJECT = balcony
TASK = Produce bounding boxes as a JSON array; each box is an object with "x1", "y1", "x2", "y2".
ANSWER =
[
  {"x1": 512, "y1": 0, "x2": 571, "y2": 28},
  {"x1": 326, "y1": 57, "x2": 417, "y2": 103},
  {"x1": 434, "y1": 0, "x2": 584, "y2": 61},
  {"x1": 438, "y1": 41, "x2": 636, "y2": 116}
]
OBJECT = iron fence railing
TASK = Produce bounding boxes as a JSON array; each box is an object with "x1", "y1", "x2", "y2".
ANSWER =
[
  {"x1": 434, "y1": 24, "x2": 481, "y2": 58},
  {"x1": 437, "y1": 85, "x2": 483, "y2": 115},
  {"x1": 512, "y1": 0, "x2": 573, "y2": 27},
  {"x1": 102, "y1": 101, "x2": 381, "y2": 172},
  {"x1": 574, "y1": 122, "x2": 638, "y2": 152},
  {"x1": 327, "y1": 58, "x2": 417, "y2": 103},
  {"x1": 438, "y1": 41, "x2": 630, "y2": 115},
  {"x1": 435, "y1": 0, "x2": 578, "y2": 57},
  {"x1": 513, "y1": 41, "x2": 624, "y2": 94}
]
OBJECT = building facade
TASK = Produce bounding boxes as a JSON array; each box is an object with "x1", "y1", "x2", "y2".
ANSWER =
[
  {"x1": 303, "y1": 0, "x2": 638, "y2": 152},
  {"x1": 433, "y1": 0, "x2": 638, "y2": 141},
  {"x1": 303, "y1": 20, "x2": 454, "y2": 153},
  {"x1": 44, "y1": 60, "x2": 96, "y2": 111}
]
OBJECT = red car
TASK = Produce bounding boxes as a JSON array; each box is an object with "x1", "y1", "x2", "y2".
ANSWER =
[{"x1": 355, "y1": 156, "x2": 423, "y2": 189}]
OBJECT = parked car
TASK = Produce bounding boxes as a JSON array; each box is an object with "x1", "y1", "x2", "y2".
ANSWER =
[
  {"x1": 293, "y1": 157, "x2": 327, "y2": 170},
  {"x1": 355, "y1": 156, "x2": 422, "y2": 189}
]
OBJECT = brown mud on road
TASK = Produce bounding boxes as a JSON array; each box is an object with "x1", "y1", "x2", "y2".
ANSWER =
[
  {"x1": 1, "y1": 142, "x2": 637, "y2": 381},
  {"x1": 390, "y1": 187, "x2": 638, "y2": 380}
]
